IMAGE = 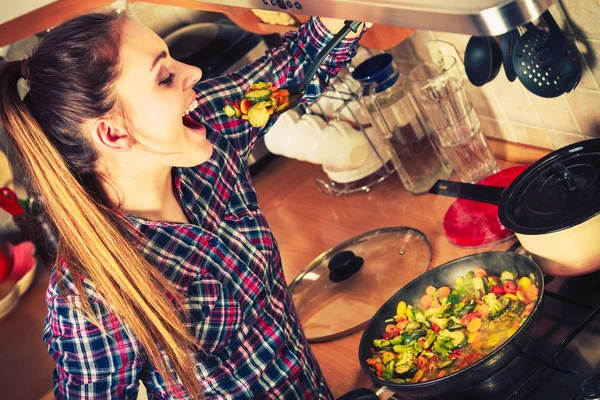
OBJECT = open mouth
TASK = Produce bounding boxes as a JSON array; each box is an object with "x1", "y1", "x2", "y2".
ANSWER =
[{"x1": 182, "y1": 99, "x2": 204, "y2": 129}]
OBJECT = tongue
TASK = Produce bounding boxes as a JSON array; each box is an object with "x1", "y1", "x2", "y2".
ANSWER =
[{"x1": 183, "y1": 114, "x2": 204, "y2": 129}]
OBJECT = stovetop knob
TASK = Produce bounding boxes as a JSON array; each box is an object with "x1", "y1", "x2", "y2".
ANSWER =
[{"x1": 581, "y1": 375, "x2": 600, "y2": 400}]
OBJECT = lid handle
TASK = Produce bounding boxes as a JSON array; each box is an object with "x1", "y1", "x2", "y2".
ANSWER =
[
  {"x1": 328, "y1": 251, "x2": 364, "y2": 283},
  {"x1": 552, "y1": 164, "x2": 578, "y2": 192},
  {"x1": 429, "y1": 180, "x2": 504, "y2": 205}
]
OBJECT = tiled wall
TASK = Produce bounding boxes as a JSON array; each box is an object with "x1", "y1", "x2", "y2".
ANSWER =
[{"x1": 383, "y1": 0, "x2": 600, "y2": 150}]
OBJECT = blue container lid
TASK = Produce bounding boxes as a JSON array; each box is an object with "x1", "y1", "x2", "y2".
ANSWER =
[{"x1": 351, "y1": 53, "x2": 398, "y2": 94}]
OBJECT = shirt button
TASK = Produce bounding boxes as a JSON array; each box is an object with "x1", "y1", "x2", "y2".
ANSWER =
[
  {"x1": 264, "y1": 316, "x2": 274, "y2": 325},
  {"x1": 202, "y1": 305, "x2": 211, "y2": 315},
  {"x1": 208, "y1": 238, "x2": 218, "y2": 247}
]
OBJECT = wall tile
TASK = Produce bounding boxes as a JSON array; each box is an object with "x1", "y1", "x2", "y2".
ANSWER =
[
  {"x1": 548, "y1": 2, "x2": 573, "y2": 35},
  {"x1": 566, "y1": 89, "x2": 600, "y2": 134},
  {"x1": 430, "y1": 31, "x2": 467, "y2": 54},
  {"x1": 466, "y1": 83, "x2": 504, "y2": 119},
  {"x1": 559, "y1": 0, "x2": 600, "y2": 39},
  {"x1": 406, "y1": 30, "x2": 436, "y2": 62},
  {"x1": 487, "y1": 72, "x2": 543, "y2": 127},
  {"x1": 510, "y1": 124, "x2": 553, "y2": 149},
  {"x1": 577, "y1": 39, "x2": 600, "y2": 90},
  {"x1": 547, "y1": 130, "x2": 586, "y2": 149},
  {"x1": 389, "y1": 39, "x2": 417, "y2": 61},
  {"x1": 529, "y1": 95, "x2": 581, "y2": 133},
  {"x1": 480, "y1": 118, "x2": 516, "y2": 142}
]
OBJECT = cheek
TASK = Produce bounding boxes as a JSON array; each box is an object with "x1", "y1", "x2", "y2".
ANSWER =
[{"x1": 131, "y1": 97, "x2": 182, "y2": 145}]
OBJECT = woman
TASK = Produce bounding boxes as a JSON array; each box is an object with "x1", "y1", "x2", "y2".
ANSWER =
[{"x1": 0, "y1": 8, "x2": 366, "y2": 400}]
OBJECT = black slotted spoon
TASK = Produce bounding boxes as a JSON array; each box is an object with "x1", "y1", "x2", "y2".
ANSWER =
[
  {"x1": 512, "y1": 10, "x2": 582, "y2": 98},
  {"x1": 273, "y1": 20, "x2": 363, "y2": 116}
]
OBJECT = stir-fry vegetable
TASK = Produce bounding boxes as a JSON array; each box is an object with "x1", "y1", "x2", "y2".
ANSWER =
[
  {"x1": 366, "y1": 267, "x2": 539, "y2": 383},
  {"x1": 222, "y1": 82, "x2": 289, "y2": 128}
]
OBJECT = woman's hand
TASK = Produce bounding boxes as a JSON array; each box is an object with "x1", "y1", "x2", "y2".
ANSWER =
[{"x1": 317, "y1": 18, "x2": 372, "y2": 38}]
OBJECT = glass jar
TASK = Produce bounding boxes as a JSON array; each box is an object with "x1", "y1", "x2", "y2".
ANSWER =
[{"x1": 352, "y1": 54, "x2": 453, "y2": 195}]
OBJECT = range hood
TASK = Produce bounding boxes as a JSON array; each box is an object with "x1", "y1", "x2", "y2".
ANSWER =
[{"x1": 194, "y1": 0, "x2": 556, "y2": 36}]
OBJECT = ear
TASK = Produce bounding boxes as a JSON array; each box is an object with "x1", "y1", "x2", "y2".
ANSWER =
[{"x1": 90, "y1": 118, "x2": 133, "y2": 152}]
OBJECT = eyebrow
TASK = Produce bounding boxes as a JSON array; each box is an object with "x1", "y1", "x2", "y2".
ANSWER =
[{"x1": 150, "y1": 51, "x2": 167, "y2": 72}]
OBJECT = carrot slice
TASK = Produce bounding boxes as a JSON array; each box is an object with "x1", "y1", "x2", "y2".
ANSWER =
[
  {"x1": 467, "y1": 317, "x2": 482, "y2": 333},
  {"x1": 438, "y1": 286, "x2": 451, "y2": 298},
  {"x1": 425, "y1": 286, "x2": 436, "y2": 296},
  {"x1": 421, "y1": 294, "x2": 433, "y2": 309}
]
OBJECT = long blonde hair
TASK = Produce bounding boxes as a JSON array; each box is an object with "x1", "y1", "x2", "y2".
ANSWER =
[{"x1": 0, "y1": 12, "x2": 202, "y2": 398}]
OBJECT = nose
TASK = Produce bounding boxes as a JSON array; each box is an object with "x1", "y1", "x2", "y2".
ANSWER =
[{"x1": 181, "y1": 63, "x2": 202, "y2": 91}]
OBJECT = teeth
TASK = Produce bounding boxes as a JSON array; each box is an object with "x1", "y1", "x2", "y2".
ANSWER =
[{"x1": 182, "y1": 99, "x2": 198, "y2": 117}]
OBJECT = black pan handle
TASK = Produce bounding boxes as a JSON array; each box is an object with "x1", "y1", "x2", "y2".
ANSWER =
[
  {"x1": 429, "y1": 180, "x2": 504, "y2": 206},
  {"x1": 336, "y1": 388, "x2": 380, "y2": 400}
]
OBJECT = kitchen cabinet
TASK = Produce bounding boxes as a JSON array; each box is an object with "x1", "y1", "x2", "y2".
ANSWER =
[{"x1": 0, "y1": 0, "x2": 414, "y2": 49}]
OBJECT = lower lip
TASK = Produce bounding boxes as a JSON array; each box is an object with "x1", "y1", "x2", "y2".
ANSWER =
[{"x1": 183, "y1": 114, "x2": 206, "y2": 134}]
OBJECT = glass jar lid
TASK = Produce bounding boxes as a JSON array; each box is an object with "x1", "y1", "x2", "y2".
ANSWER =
[{"x1": 288, "y1": 227, "x2": 432, "y2": 342}]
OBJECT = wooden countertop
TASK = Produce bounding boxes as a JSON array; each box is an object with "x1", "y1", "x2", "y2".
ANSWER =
[{"x1": 0, "y1": 154, "x2": 535, "y2": 399}]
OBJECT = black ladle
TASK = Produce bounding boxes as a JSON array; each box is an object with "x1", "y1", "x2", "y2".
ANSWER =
[
  {"x1": 464, "y1": 36, "x2": 502, "y2": 87},
  {"x1": 273, "y1": 20, "x2": 363, "y2": 116},
  {"x1": 501, "y1": 29, "x2": 521, "y2": 81}
]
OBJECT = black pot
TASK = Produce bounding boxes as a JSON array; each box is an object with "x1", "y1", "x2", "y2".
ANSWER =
[{"x1": 339, "y1": 251, "x2": 544, "y2": 399}]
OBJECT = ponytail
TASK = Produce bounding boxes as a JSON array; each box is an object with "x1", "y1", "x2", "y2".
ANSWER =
[{"x1": 0, "y1": 54, "x2": 202, "y2": 399}]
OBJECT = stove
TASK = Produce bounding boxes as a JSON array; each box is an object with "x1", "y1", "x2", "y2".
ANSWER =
[{"x1": 391, "y1": 269, "x2": 600, "y2": 400}]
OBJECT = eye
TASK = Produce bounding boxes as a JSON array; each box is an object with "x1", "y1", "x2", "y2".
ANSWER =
[{"x1": 159, "y1": 72, "x2": 175, "y2": 86}]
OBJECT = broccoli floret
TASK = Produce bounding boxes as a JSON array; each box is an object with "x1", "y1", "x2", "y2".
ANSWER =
[
  {"x1": 393, "y1": 341, "x2": 423, "y2": 356},
  {"x1": 500, "y1": 266, "x2": 519, "y2": 284},
  {"x1": 482, "y1": 293, "x2": 510, "y2": 319},
  {"x1": 415, "y1": 311, "x2": 429, "y2": 325},
  {"x1": 432, "y1": 336, "x2": 454, "y2": 359},
  {"x1": 436, "y1": 302, "x2": 455, "y2": 317},
  {"x1": 508, "y1": 299, "x2": 526, "y2": 316},
  {"x1": 425, "y1": 307, "x2": 441, "y2": 318},
  {"x1": 429, "y1": 316, "x2": 449, "y2": 330},
  {"x1": 403, "y1": 322, "x2": 422, "y2": 332},
  {"x1": 382, "y1": 360, "x2": 395, "y2": 380}
]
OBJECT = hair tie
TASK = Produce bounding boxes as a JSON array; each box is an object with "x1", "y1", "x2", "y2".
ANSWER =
[{"x1": 20, "y1": 58, "x2": 31, "y2": 80}]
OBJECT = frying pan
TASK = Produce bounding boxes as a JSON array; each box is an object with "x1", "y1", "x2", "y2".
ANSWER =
[{"x1": 338, "y1": 251, "x2": 544, "y2": 399}]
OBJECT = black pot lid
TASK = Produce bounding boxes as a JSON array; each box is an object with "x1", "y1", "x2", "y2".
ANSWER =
[
  {"x1": 288, "y1": 227, "x2": 432, "y2": 343},
  {"x1": 500, "y1": 139, "x2": 600, "y2": 234}
]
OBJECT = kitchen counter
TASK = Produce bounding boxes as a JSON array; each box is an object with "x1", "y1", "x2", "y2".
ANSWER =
[{"x1": 0, "y1": 155, "x2": 524, "y2": 399}]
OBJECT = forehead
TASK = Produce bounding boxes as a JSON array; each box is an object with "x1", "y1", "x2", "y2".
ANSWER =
[{"x1": 119, "y1": 20, "x2": 165, "y2": 72}]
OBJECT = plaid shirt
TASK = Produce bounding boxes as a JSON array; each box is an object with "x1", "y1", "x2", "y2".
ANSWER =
[{"x1": 43, "y1": 17, "x2": 363, "y2": 399}]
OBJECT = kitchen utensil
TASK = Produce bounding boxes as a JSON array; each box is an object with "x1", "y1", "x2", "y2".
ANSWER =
[
  {"x1": 464, "y1": 36, "x2": 502, "y2": 87},
  {"x1": 0, "y1": 187, "x2": 25, "y2": 216},
  {"x1": 429, "y1": 138, "x2": 600, "y2": 277},
  {"x1": 501, "y1": 29, "x2": 520, "y2": 81},
  {"x1": 338, "y1": 251, "x2": 544, "y2": 399},
  {"x1": 512, "y1": 10, "x2": 582, "y2": 98},
  {"x1": 443, "y1": 165, "x2": 528, "y2": 247},
  {"x1": 288, "y1": 227, "x2": 432, "y2": 342},
  {"x1": 273, "y1": 20, "x2": 363, "y2": 116},
  {"x1": 352, "y1": 53, "x2": 452, "y2": 195}
]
